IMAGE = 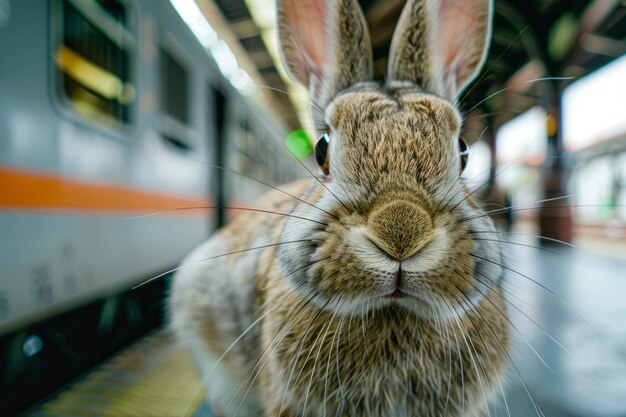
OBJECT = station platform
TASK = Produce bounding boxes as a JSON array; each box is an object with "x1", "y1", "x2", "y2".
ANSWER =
[
  {"x1": 24, "y1": 332, "x2": 211, "y2": 417},
  {"x1": 24, "y1": 241, "x2": 625, "y2": 417},
  {"x1": 492, "y1": 240, "x2": 626, "y2": 417}
]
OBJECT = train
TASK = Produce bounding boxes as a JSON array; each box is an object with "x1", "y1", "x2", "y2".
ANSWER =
[{"x1": 0, "y1": 0, "x2": 302, "y2": 412}]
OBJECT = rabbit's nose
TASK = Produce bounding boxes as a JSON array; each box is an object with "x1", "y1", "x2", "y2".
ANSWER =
[{"x1": 366, "y1": 199, "x2": 434, "y2": 260}]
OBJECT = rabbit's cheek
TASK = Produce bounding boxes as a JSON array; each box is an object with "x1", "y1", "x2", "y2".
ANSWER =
[
  {"x1": 311, "y1": 231, "x2": 385, "y2": 298},
  {"x1": 317, "y1": 266, "x2": 387, "y2": 298},
  {"x1": 415, "y1": 209, "x2": 505, "y2": 318}
]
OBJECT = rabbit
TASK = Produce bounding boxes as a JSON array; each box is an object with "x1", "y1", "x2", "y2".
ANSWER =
[{"x1": 170, "y1": 0, "x2": 511, "y2": 416}]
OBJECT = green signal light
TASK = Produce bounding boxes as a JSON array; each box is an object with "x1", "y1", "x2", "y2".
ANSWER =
[{"x1": 285, "y1": 129, "x2": 313, "y2": 159}]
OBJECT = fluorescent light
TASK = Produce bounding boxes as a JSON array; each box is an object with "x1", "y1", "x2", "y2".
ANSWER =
[
  {"x1": 245, "y1": 0, "x2": 315, "y2": 134},
  {"x1": 210, "y1": 39, "x2": 238, "y2": 77},
  {"x1": 169, "y1": 0, "x2": 217, "y2": 47},
  {"x1": 169, "y1": 0, "x2": 255, "y2": 94},
  {"x1": 230, "y1": 69, "x2": 256, "y2": 94}
]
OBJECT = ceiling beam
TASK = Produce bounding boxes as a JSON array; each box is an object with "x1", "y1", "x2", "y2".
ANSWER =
[{"x1": 565, "y1": 0, "x2": 622, "y2": 66}]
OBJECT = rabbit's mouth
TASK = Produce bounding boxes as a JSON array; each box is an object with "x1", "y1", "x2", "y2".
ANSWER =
[
  {"x1": 385, "y1": 289, "x2": 409, "y2": 299},
  {"x1": 289, "y1": 212, "x2": 488, "y2": 319},
  {"x1": 276, "y1": 182, "x2": 505, "y2": 321},
  {"x1": 277, "y1": 216, "x2": 480, "y2": 321},
  {"x1": 384, "y1": 285, "x2": 421, "y2": 298}
]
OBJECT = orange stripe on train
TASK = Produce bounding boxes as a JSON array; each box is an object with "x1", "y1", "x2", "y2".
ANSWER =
[{"x1": 0, "y1": 166, "x2": 210, "y2": 215}]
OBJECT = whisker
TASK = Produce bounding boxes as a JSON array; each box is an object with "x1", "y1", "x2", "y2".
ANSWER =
[
  {"x1": 471, "y1": 253, "x2": 561, "y2": 302},
  {"x1": 287, "y1": 147, "x2": 352, "y2": 213},
  {"x1": 178, "y1": 279, "x2": 310, "y2": 417},
  {"x1": 247, "y1": 289, "x2": 321, "y2": 395},
  {"x1": 255, "y1": 83, "x2": 331, "y2": 122},
  {"x1": 335, "y1": 309, "x2": 348, "y2": 401},
  {"x1": 279, "y1": 295, "x2": 335, "y2": 415},
  {"x1": 464, "y1": 111, "x2": 516, "y2": 121},
  {"x1": 462, "y1": 203, "x2": 626, "y2": 223},
  {"x1": 528, "y1": 76, "x2": 576, "y2": 83},
  {"x1": 293, "y1": 298, "x2": 336, "y2": 389},
  {"x1": 451, "y1": 267, "x2": 554, "y2": 372},
  {"x1": 434, "y1": 126, "x2": 489, "y2": 216},
  {"x1": 303, "y1": 305, "x2": 337, "y2": 415},
  {"x1": 189, "y1": 159, "x2": 339, "y2": 220},
  {"x1": 470, "y1": 230, "x2": 625, "y2": 268},
  {"x1": 447, "y1": 312, "x2": 466, "y2": 414},
  {"x1": 456, "y1": 254, "x2": 531, "y2": 308},
  {"x1": 460, "y1": 194, "x2": 574, "y2": 221},
  {"x1": 444, "y1": 115, "x2": 551, "y2": 213},
  {"x1": 458, "y1": 26, "x2": 529, "y2": 103},
  {"x1": 464, "y1": 86, "x2": 512, "y2": 115},
  {"x1": 439, "y1": 308, "x2": 455, "y2": 415},
  {"x1": 471, "y1": 232, "x2": 612, "y2": 345},
  {"x1": 442, "y1": 294, "x2": 546, "y2": 417},
  {"x1": 183, "y1": 258, "x2": 327, "y2": 417},
  {"x1": 124, "y1": 205, "x2": 328, "y2": 226},
  {"x1": 323, "y1": 301, "x2": 343, "y2": 416},
  {"x1": 230, "y1": 287, "x2": 321, "y2": 416},
  {"x1": 469, "y1": 252, "x2": 608, "y2": 349},
  {"x1": 463, "y1": 76, "x2": 576, "y2": 115},
  {"x1": 258, "y1": 258, "x2": 329, "y2": 292},
  {"x1": 133, "y1": 239, "x2": 314, "y2": 289},
  {"x1": 443, "y1": 296, "x2": 493, "y2": 417},
  {"x1": 472, "y1": 264, "x2": 600, "y2": 382},
  {"x1": 464, "y1": 236, "x2": 561, "y2": 255},
  {"x1": 448, "y1": 291, "x2": 510, "y2": 417}
]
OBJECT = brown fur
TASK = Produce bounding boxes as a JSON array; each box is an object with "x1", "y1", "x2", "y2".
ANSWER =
[
  {"x1": 253, "y1": 176, "x2": 509, "y2": 417},
  {"x1": 260, "y1": 259, "x2": 509, "y2": 417},
  {"x1": 171, "y1": 0, "x2": 509, "y2": 416},
  {"x1": 173, "y1": 173, "x2": 510, "y2": 416},
  {"x1": 388, "y1": 0, "x2": 435, "y2": 90}
]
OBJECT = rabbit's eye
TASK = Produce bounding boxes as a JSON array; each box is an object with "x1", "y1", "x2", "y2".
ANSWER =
[
  {"x1": 315, "y1": 133, "x2": 330, "y2": 175},
  {"x1": 459, "y1": 139, "x2": 470, "y2": 172}
]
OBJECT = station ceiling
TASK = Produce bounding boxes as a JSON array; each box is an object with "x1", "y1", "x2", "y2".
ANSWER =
[{"x1": 211, "y1": 0, "x2": 626, "y2": 135}]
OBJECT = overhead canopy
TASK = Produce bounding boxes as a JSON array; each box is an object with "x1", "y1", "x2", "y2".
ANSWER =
[{"x1": 209, "y1": 0, "x2": 626, "y2": 133}]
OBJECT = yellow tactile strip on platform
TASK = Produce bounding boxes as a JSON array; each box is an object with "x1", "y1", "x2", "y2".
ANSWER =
[{"x1": 26, "y1": 332, "x2": 204, "y2": 417}]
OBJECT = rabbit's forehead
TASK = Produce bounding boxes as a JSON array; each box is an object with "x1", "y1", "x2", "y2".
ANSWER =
[
  {"x1": 325, "y1": 90, "x2": 461, "y2": 194},
  {"x1": 327, "y1": 92, "x2": 461, "y2": 156},
  {"x1": 328, "y1": 90, "x2": 460, "y2": 136}
]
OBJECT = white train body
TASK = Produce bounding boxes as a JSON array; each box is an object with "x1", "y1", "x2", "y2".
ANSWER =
[{"x1": 0, "y1": 0, "x2": 299, "y2": 335}]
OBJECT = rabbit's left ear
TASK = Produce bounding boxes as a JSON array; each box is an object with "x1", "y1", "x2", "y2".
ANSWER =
[
  {"x1": 276, "y1": 0, "x2": 373, "y2": 124},
  {"x1": 388, "y1": 0, "x2": 493, "y2": 102}
]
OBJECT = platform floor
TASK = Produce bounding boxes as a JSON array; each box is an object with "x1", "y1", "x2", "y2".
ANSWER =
[
  {"x1": 25, "y1": 241, "x2": 626, "y2": 417},
  {"x1": 492, "y1": 242, "x2": 626, "y2": 417},
  {"x1": 24, "y1": 332, "x2": 206, "y2": 417}
]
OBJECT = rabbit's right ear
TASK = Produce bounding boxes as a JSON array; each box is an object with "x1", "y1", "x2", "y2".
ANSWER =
[{"x1": 277, "y1": 0, "x2": 373, "y2": 123}]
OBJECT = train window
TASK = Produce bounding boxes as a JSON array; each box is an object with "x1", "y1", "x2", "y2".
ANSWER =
[
  {"x1": 159, "y1": 45, "x2": 194, "y2": 150},
  {"x1": 160, "y1": 48, "x2": 189, "y2": 125},
  {"x1": 54, "y1": 0, "x2": 135, "y2": 126}
]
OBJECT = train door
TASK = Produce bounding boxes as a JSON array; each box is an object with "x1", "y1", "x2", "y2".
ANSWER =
[{"x1": 210, "y1": 86, "x2": 227, "y2": 229}]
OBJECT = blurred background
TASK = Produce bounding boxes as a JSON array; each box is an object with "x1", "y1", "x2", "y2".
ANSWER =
[{"x1": 0, "y1": 0, "x2": 625, "y2": 416}]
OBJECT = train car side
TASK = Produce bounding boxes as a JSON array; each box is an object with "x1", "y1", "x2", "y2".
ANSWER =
[{"x1": 0, "y1": 0, "x2": 298, "y2": 341}]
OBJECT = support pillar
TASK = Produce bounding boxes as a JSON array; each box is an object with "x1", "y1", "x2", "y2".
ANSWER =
[{"x1": 538, "y1": 100, "x2": 573, "y2": 243}]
